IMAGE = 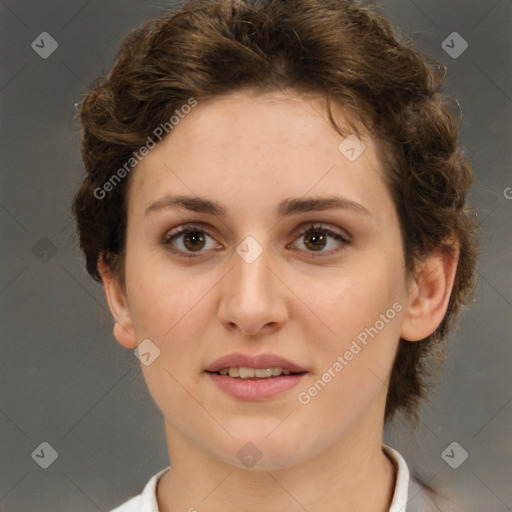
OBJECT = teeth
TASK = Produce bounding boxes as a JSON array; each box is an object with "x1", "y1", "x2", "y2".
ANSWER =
[
  {"x1": 239, "y1": 367, "x2": 254, "y2": 378},
  {"x1": 254, "y1": 368, "x2": 272, "y2": 378},
  {"x1": 217, "y1": 367, "x2": 294, "y2": 378},
  {"x1": 228, "y1": 367, "x2": 240, "y2": 377}
]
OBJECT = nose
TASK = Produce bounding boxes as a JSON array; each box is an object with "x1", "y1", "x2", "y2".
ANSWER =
[{"x1": 217, "y1": 240, "x2": 289, "y2": 337}]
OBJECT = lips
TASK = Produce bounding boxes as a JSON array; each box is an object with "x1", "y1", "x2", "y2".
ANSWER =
[
  {"x1": 205, "y1": 353, "x2": 308, "y2": 400},
  {"x1": 205, "y1": 352, "x2": 307, "y2": 374}
]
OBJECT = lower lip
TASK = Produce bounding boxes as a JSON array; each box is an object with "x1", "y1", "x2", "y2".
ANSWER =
[{"x1": 205, "y1": 372, "x2": 307, "y2": 400}]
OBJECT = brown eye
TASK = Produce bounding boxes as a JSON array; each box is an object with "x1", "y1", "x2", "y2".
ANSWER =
[
  {"x1": 163, "y1": 224, "x2": 220, "y2": 258},
  {"x1": 290, "y1": 223, "x2": 351, "y2": 257},
  {"x1": 303, "y1": 230, "x2": 328, "y2": 251},
  {"x1": 181, "y1": 231, "x2": 207, "y2": 251}
]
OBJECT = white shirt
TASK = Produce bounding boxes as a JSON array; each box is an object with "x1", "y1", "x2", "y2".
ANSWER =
[{"x1": 109, "y1": 445, "x2": 449, "y2": 512}]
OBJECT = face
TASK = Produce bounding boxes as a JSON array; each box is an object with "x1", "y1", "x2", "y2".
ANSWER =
[{"x1": 113, "y1": 89, "x2": 413, "y2": 469}]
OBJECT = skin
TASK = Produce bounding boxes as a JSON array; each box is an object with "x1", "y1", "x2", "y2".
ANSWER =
[{"x1": 100, "y1": 89, "x2": 458, "y2": 512}]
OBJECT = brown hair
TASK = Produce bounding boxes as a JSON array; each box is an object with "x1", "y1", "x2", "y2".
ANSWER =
[{"x1": 72, "y1": 0, "x2": 478, "y2": 423}]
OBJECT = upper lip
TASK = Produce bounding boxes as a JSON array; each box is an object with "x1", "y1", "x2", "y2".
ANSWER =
[{"x1": 205, "y1": 353, "x2": 307, "y2": 373}]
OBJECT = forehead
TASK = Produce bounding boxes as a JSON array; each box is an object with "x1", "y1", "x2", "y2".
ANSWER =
[
  {"x1": 127, "y1": 89, "x2": 388, "y2": 219},
  {"x1": 162, "y1": 89, "x2": 367, "y2": 155}
]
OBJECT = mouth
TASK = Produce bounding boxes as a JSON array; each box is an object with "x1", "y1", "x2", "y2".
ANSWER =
[
  {"x1": 204, "y1": 353, "x2": 309, "y2": 400},
  {"x1": 205, "y1": 366, "x2": 307, "y2": 379},
  {"x1": 205, "y1": 352, "x2": 307, "y2": 374}
]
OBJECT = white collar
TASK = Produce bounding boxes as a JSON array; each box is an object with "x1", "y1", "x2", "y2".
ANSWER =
[
  {"x1": 383, "y1": 444, "x2": 411, "y2": 512},
  {"x1": 115, "y1": 444, "x2": 415, "y2": 512}
]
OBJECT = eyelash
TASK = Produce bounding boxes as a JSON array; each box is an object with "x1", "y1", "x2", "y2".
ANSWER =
[{"x1": 162, "y1": 222, "x2": 351, "y2": 259}]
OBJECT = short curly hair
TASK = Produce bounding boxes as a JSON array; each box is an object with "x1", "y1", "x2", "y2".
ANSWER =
[{"x1": 72, "y1": 0, "x2": 478, "y2": 423}]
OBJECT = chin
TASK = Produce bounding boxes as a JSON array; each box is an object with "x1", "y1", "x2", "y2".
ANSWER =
[
  {"x1": 223, "y1": 447, "x2": 308, "y2": 471},
  {"x1": 218, "y1": 430, "x2": 311, "y2": 470}
]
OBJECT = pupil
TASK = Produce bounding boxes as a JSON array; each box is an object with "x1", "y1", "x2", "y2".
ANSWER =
[
  {"x1": 306, "y1": 232, "x2": 326, "y2": 250},
  {"x1": 184, "y1": 232, "x2": 205, "y2": 251}
]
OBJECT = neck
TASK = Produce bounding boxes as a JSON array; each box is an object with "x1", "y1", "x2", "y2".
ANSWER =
[{"x1": 157, "y1": 419, "x2": 396, "y2": 512}]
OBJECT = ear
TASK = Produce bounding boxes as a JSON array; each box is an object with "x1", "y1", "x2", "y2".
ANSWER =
[
  {"x1": 400, "y1": 239, "x2": 459, "y2": 342},
  {"x1": 98, "y1": 258, "x2": 138, "y2": 349}
]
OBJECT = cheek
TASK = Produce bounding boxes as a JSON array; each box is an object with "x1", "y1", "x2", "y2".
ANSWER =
[
  {"x1": 126, "y1": 264, "x2": 209, "y2": 405},
  {"x1": 125, "y1": 245, "x2": 190, "y2": 332},
  {"x1": 125, "y1": 258, "x2": 217, "y2": 371},
  {"x1": 297, "y1": 269, "x2": 404, "y2": 428},
  {"x1": 131, "y1": 281, "x2": 199, "y2": 342},
  {"x1": 297, "y1": 258, "x2": 406, "y2": 419},
  {"x1": 303, "y1": 258, "x2": 405, "y2": 347}
]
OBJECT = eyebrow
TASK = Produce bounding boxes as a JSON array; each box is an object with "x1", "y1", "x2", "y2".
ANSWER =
[{"x1": 144, "y1": 194, "x2": 371, "y2": 218}]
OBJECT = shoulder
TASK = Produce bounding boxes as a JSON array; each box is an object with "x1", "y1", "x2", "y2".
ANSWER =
[{"x1": 107, "y1": 466, "x2": 170, "y2": 512}]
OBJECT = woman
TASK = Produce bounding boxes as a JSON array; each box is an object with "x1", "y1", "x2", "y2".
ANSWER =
[{"x1": 72, "y1": 0, "x2": 478, "y2": 510}]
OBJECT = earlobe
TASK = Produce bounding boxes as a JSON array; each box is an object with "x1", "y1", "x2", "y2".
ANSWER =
[
  {"x1": 400, "y1": 240, "x2": 459, "y2": 342},
  {"x1": 98, "y1": 258, "x2": 138, "y2": 349}
]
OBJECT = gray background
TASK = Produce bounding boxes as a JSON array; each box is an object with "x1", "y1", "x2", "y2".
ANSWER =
[{"x1": 1, "y1": 0, "x2": 510, "y2": 510}]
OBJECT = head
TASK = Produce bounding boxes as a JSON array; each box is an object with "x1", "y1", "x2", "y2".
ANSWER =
[{"x1": 72, "y1": 0, "x2": 478, "y2": 467}]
